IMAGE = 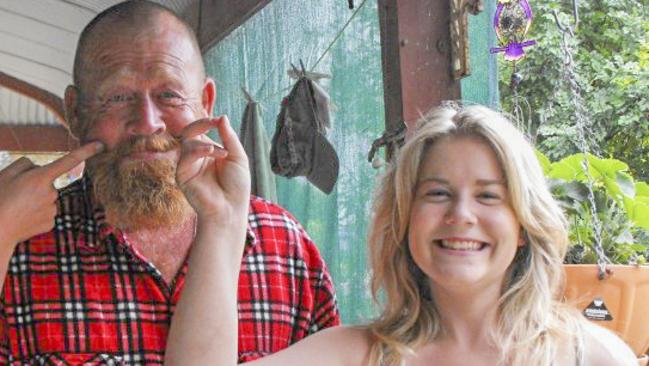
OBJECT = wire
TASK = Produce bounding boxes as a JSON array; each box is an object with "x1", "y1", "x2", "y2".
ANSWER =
[{"x1": 312, "y1": 0, "x2": 370, "y2": 70}]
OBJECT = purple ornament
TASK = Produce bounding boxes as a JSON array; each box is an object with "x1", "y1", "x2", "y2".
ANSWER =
[{"x1": 490, "y1": 0, "x2": 536, "y2": 61}]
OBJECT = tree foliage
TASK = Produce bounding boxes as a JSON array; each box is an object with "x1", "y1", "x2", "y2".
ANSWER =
[{"x1": 499, "y1": 0, "x2": 649, "y2": 180}]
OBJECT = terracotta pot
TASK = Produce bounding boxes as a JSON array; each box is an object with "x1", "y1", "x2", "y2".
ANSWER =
[{"x1": 563, "y1": 264, "x2": 649, "y2": 356}]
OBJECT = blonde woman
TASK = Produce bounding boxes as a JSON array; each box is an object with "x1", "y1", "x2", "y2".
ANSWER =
[{"x1": 165, "y1": 105, "x2": 636, "y2": 366}]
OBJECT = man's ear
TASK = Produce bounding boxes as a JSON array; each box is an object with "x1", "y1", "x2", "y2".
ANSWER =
[
  {"x1": 64, "y1": 85, "x2": 83, "y2": 140},
  {"x1": 201, "y1": 78, "x2": 216, "y2": 118}
]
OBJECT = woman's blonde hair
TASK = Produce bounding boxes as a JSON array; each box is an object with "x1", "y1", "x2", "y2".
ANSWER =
[{"x1": 366, "y1": 104, "x2": 585, "y2": 366}]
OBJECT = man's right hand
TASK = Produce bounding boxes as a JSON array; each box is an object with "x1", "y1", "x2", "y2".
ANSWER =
[{"x1": 0, "y1": 142, "x2": 104, "y2": 247}]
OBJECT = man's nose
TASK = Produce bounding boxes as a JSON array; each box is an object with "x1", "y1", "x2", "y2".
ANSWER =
[
  {"x1": 444, "y1": 197, "x2": 477, "y2": 226},
  {"x1": 128, "y1": 94, "x2": 166, "y2": 135}
]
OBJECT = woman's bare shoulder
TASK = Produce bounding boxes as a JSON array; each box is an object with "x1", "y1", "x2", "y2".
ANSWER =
[
  {"x1": 311, "y1": 325, "x2": 374, "y2": 351},
  {"x1": 246, "y1": 326, "x2": 373, "y2": 366},
  {"x1": 581, "y1": 322, "x2": 637, "y2": 366}
]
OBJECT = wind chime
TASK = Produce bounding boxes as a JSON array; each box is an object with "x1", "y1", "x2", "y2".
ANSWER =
[
  {"x1": 490, "y1": 0, "x2": 536, "y2": 63},
  {"x1": 490, "y1": 0, "x2": 536, "y2": 134}
]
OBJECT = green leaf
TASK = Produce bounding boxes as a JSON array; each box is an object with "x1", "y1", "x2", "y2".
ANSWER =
[
  {"x1": 535, "y1": 150, "x2": 552, "y2": 175},
  {"x1": 630, "y1": 243, "x2": 647, "y2": 252},
  {"x1": 636, "y1": 182, "x2": 649, "y2": 197},
  {"x1": 587, "y1": 154, "x2": 628, "y2": 179},
  {"x1": 549, "y1": 154, "x2": 587, "y2": 181},
  {"x1": 629, "y1": 201, "x2": 649, "y2": 230},
  {"x1": 615, "y1": 171, "x2": 636, "y2": 198},
  {"x1": 560, "y1": 181, "x2": 590, "y2": 202}
]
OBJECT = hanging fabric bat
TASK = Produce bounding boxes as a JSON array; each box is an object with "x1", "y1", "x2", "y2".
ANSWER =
[{"x1": 270, "y1": 63, "x2": 339, "y2": 194}]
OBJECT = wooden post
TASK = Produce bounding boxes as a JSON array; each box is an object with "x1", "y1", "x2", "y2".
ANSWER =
[{"x1": 378, "y1": 0, "x2": 462, "y2": 129}]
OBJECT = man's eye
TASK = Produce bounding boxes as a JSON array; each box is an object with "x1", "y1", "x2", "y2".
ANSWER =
[
  {"x1": 160, "y1": 91, "x2": 180, "y2": 99},
  {"x1": 158, "y1": 92, "x2": 185, "y2": 106},
  {"x1": 159, "y1": 91, "x2": 182, "y2": 100},
  {"x1": 108, "y1": 94, "x2": 131, "y2": 103}
]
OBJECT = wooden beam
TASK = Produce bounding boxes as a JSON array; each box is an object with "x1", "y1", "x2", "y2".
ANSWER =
[
  {"x1": 197, "y1": 0, "x2": 272, "y2": 51},
  {"x1": 0, "y1": 125, "x2": 78, "y2": 152},
  {"x1": 0, "y1": 71, "x2": 66, "y2": 124},
  {"x1": 378, "y1": 0, "x2": 404, "y2": 133},
  {"x1": 378, "y1": 0, "x2": 461, "y2": 127}
]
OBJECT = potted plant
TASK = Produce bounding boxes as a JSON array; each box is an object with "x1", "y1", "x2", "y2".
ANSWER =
[{"x1": 538, "y1": 151, "x2": 649, "y2": 359}]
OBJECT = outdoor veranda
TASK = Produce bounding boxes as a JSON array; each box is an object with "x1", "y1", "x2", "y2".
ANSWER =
[{"x1": 0, "y1": 0, "x2": 647, "y2": 363}]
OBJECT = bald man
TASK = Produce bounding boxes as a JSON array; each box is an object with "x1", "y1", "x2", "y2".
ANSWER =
[{"x1": 0, "y1": 1, "x2": 339, "y2": 364}]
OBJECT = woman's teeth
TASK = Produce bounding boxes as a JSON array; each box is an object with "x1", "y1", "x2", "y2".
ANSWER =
[{"x1": 438, "y1": 240, "x2": 485, "y2": 251}]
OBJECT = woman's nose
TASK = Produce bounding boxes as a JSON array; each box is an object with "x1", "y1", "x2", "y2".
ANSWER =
[{"x1": 444, "y1": 197, "x2": 477, "y2": 226}]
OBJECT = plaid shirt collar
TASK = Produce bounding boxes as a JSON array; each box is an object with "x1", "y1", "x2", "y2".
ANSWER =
[{"x1": 67, "y1": 175, "x2": 258, "y2": 252}]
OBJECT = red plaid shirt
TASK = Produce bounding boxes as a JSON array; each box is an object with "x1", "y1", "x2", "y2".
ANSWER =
[{"x1": 0, "y1": 177, "x2": 339, "y2": 365}]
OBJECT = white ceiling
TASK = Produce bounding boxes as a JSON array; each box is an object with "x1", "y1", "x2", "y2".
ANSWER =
[{"x1": 0, "y1": 0, "x2": 196, "y2": 126}]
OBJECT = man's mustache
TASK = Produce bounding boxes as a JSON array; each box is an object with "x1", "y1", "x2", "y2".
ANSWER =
[{"x1": 98, "y1": 135, "x2": 181, "y2": 161}]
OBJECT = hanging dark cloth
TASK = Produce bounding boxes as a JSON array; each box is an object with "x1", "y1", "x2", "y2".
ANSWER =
[
  {"x1": 239, "y1": 89, "x2": 277, "y2": 202},
  {"x1": 270, "y1": 65, "x2": 339, "y2": 194}
]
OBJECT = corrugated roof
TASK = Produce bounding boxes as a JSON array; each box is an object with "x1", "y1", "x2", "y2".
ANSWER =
[{"x1": 0, "y1": 86, "x2": 60, "y2": 126}]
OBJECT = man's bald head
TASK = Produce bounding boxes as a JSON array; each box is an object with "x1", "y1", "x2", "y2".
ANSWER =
[{"x1": 73, "y1": 0, "x2": 204, "y2": 89}]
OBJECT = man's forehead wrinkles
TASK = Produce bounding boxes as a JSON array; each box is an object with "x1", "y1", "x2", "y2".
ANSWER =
[
  {"x1": 104, "y1": 66, "x2": 137, "y2": 80},
  {"x1": 92, "y1": 47, "x2": 188, "y2": 65},
  {"x1": 88, "y1": 55, "x2": 189, "y2": 83},
  {"x1": 148, "y1": 58, "x2": 187, "y2": 74}
]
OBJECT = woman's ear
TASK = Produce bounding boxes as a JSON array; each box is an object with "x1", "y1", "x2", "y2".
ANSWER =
[{"x1": 518, "y1": 230, "x2": 527, "y2": 247}]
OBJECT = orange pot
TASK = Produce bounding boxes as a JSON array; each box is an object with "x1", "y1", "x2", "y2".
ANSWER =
[{"x1": 563, "y1": 264, "x2": 649, "y2": 357}]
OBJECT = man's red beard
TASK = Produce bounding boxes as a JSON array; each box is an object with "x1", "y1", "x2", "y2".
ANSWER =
[{"x1": 85, "y1": 135, "x2": 193, "y2": 230}]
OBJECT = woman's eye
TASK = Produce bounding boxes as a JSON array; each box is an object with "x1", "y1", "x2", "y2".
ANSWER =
[
  {"x1": 425, "y1": 189, "x2": 450, "y2": 199},
  {"x1": 478, "y1": 192, "x2": 501, "y2": 201}
]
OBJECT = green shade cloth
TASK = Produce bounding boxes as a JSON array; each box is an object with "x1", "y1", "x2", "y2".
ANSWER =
[
  {"x1": 204, "y1": 0, "x2": 384, "y2": 324},
  {"x1": 240, "y1": 91, "x2": 277, "y2": 202},
  {"x1": 204, "y1": 0, "x2": 498, "y2": 324},
  {"x1": 461, "y1": 0, "x2": 500, "y2": 108}
]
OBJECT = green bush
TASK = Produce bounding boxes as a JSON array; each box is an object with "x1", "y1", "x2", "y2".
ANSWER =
[{"x1": 538, "y1": 151, "x2": 649, "y2": 265}]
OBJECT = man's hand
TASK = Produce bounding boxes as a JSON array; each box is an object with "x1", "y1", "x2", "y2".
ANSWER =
[
  {"x1": 176, "y1": 116, "x2": 251, "y2": 224},
  {"x1": 0, "y1": 142, "x2": 104, "y2": 246}
]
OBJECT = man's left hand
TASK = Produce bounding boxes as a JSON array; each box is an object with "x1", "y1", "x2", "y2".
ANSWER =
[{"x1": 175, "y1": 116, "x2": 250, "y2": 224}]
